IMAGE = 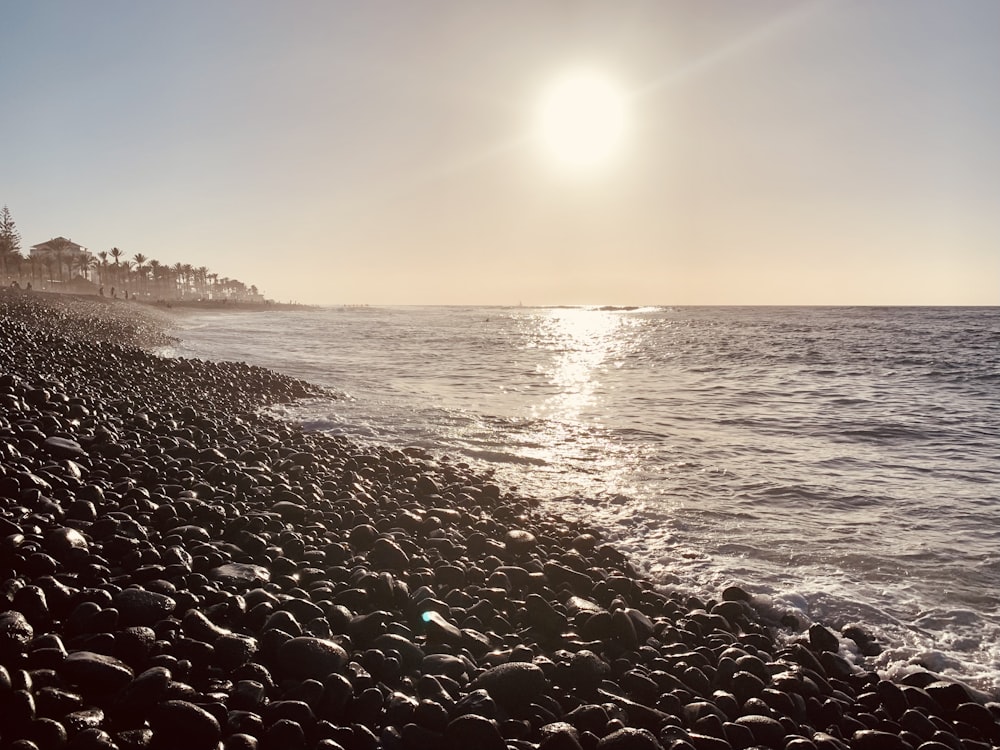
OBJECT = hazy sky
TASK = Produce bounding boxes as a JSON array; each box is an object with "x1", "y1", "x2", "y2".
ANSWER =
[{"x1": 3, "y1": 1, "x2": 997, "y2": 305}]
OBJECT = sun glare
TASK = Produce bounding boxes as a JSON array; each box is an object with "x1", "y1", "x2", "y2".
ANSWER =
[{"x1": 537, "y1": 70, "x2": 627, "y2": 171}]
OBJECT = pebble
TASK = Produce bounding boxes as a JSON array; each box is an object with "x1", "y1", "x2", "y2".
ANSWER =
[
  {"x1": 444, "y1": 714, "x2": 507, "y2": 750},
  {"x1": 0, "y1": 610, "x2": 34, "y2": 654},
  {"x1": 114, "y1": 589, "x2": 176, "y2": 627},
  {"x1": 148, "y1": 700, "x2": 221, "y2": 750},
  {"x1": 596, "y1": 728, "x2": 664, "y2": 749},
  {"x1": 59, "y1": 651, "x2": 134, "y2": 694},
  {"x1": 209, "y1": 563, "x2": 271, "y2": 587},
  {"x1": 471, "y1": 662, "x2": 546, "y2": 709},
  {"x1": 277, "y1": 637, "x2": 348, "y2": 679}
]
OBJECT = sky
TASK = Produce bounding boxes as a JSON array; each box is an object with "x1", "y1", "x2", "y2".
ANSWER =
[{"x1": 2, "y1": 1, "x2": 998, "y2": 306}]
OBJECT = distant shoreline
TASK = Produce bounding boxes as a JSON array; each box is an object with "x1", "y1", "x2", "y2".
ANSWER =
[{"x1": 2, "y1": 287, "x2": 315, "y2": 313}]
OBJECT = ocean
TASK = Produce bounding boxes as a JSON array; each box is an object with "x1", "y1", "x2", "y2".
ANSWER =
[{"x1": 168, "y1": 305, "x2": 1000, "y2": 695}]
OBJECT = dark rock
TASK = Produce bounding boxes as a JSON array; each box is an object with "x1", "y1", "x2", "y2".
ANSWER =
[
  {"x1": 68, "y1": 728, "x2": 119, "y2": 749},
  {"x1": 214, "y1": 633, "x2": 259, "y2": 670},
  {"x1": 683, "y1": 734, "x2": 729, "y2": 750},
  {"x1": 368, "y1": 538, "x2": 409, "y2": 571},
  {"x1": 569, "y1": 650, "x2": 610, "y2": 695},
  {"x1": 596, "y1": 727, "x2": 664, "y2": 749},
  {"x1": 470, "y1": 662, "x2": 546, "y2": 709},
  {"x1": 210, "y1": 563, "x2": 271, "y2": 587},
  {"x1": 223, "y1": 734, "x2": 259, "y2": 750},
  {"x1": 373, "y1": 633, "x2": 425, "y2": 671},
  {"x1": 421, "y1": 610, "x2": 464, "y2": 645},
  {"x1": 117, "y1": 666, "x2": 171, "y2": 711},
  {"x1": 0, "y1": 610, "x2": 34, "y2": 655},
  {"x1": 63, "y1": 707, "x2": 106, "y2": 733},
  {"x1": 263, "y1": 718, "x2": 306, "y2": 749},
  {"x1": 149, "y1": 700, "x2": 221, "y2": 750},
  {"x1": 444, "y1": 714, "x2": 506, "y2": 750},
  {"x1": 452, "y1": 689, "x2": 499, "y2": 720},
  {"x1": 526, "y1": 594, "x2": 568, "y2": 635},
  {"x1": 59, "y1": 651, "x2": 134, "y2": 694},
  {"x1": 818, "y1": 651, "x2": 853, "y2": 680},
  {"x1": 850, "y1": 729, "x2": 910, "y2": 749},
  {"x1": 734, "y1": 714, "x2": 785, "y2": 747},
  {"x1": 45, "y1": 527, "x2": 90, "y2": 560},
  {"x1": 114, "y1": 589, "x2": 176, "y2": 627},
  {"x1": 504, "y1": 530, "x2": 537, "y2": 555},
  {"x1": 278, "y1": 637, "x2": 348, "y2": 680},
  {"x1": 42, "y1": 435, "x2": 87, "y2": 459},
  {"x1": 808, "y1": 624, "x2": 840, "y2": 654},
  {"x1": 842, "y1": 626, "x2": 882, "y2": 657}
]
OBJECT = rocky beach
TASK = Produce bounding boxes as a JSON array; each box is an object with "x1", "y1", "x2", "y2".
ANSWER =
[{"x1": 1, "y1": 290, "x2": 998, "y2": 750}]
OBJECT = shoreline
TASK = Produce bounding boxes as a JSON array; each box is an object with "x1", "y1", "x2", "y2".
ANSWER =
[
  {"x1": 1, "y1": 291, "x2": 997, "y2": 749},
  {"x1": 2, "y1": 287, "x2": 317, "y2": 313}
]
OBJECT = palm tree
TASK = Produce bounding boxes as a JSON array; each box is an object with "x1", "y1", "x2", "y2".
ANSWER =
[
  {"x1": 195, "y1": 266, "x2": 209, "y2": 298},
  {"x1": 76, "y1": 254, "x2": 96, "y2": 284},
  {"x1": 171, "y1": 262, "x2": 185, "y2": 298},
  {"x1": 26, "y1": 255, "x2": 40, "y2": 287},
  {"x1": 97, "y1": 251, "x2": 109, "y2": 288},
  {"x1": 109, "y1": 247, "x2": 124, "y2": 288},
  {"x1": 132, "y1": 253, "x2": 148, "y2": 296},
  {"x1": 121, "y1": 260, "x2": 134, "y2": 292},
  {"x1": 148, "y1": 260, "x2": 162, "y2": 298},
  {"x1": 181, "y1": 264, "x2": 194, "y2": 299}
]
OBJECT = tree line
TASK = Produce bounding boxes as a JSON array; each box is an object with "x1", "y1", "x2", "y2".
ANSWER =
[{"x1": 0, "y1": 205, "x2": 260, "y2": 301}]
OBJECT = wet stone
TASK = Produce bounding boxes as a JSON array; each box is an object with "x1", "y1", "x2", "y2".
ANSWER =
[
  {"x1": 114, "y1": 588, "x2": 176, "y2": 627},
  {"x1": 504, "y1": 529, "x2": 537, "y2": 554},
  {"x1": 368, "y1": 538, "x2": 409, "y2": 571},
  {"x1": 471, "y1": 662, "x2": 546, "y2": 709},
  {"x1": 596, "y1": 727, "x2": 664, "y2": 750},
  {"x1": 210, "y1": 563, "x2": 271, "y2": 587},
  {"x1": 44, "y1": 527, "x2": 90, "y2": 560},
  {"x1": 445, "y1": 714, "x2": 506, "y2": 750},
  {"x1": 373, "y1": 633, "x2": 425, "y2": 671},
  {"x1": 149, "y1": 700, "x2": 221, "y2": 750},
  {"x1": 62, "y1": 707, "x2": 106, "y2": 733},
  {"x1": 0, "y1": 610, "x2": 34, "y2": 655},
  {"x1": 42, "y1": 436, "x2": 87, "y2": 460},
  {"x1": 214, "y1": 633, "x2": 259, "y2": 670},
  {"x1": 851, "y1": 729, "x2": 911, "y2": 750},
  {"x1": 569, "y1": 650, "x2": 610, "y2": 695},
  {"x1": 70, "y1": 728, "x2": 118, "y2": 749},
  {"x1": 60, "y1": 651, "x2": 134, "y2": 694},
  {"x1": 809, "y1": 624, "x2": 840, "y2": 654},
  {"x1": 526, "y1": 594, "x2": 568, "y2": 635},
  {"x1": 118, "y1": 666, "x2": 172, "y2": 711},
  {"x1": 278, "y1": 637, "x2": 348, "y2": 680},
  {"x1": 421, "y1": 654, "x2": 469, "y2": 681},
  {"x1": 734, "y1": 715, "x2": 785, "y2": 747},
  {"x1": 421, "y1": 610, "x2": 463, "y2": 645}
]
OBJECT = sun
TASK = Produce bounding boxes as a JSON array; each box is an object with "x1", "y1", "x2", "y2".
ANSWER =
[{"x1": 537, "y1": 69, "x2": 627, "y2": 170}]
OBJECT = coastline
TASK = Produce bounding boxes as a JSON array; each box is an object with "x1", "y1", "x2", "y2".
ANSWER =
[{"x1": 1, "y1": 291, "x2": 997, "y2": 749}]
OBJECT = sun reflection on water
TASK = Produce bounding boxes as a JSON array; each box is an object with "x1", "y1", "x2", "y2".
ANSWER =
[
  {"x1": 510, "y1": 308, "x2": 647, "y2": 501},
  {"x1": 533, "y1": 307, "x2": 632, "y2": 420}
]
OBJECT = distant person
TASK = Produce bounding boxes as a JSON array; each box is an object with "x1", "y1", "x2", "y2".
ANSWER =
[
  {"x1": 124, "y1": 289, "x2": 129, "y2": 300},
  {"x1": 26, "y1": 282, "x2": 32, "y2": 291},
  {"x1": 111, "y1": 287, "x2": 116, "y2": 298},
  {"x1": 99, "y1": 286, "x2": 104, "y2": 297},
  {"x1": 10, "y1": 280, "x2": 19, "y2": 289}
]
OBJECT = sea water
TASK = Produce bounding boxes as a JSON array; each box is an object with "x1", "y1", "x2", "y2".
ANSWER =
[{"x1": 169, "y1": 305, "x2": 1000, "y2": 695}]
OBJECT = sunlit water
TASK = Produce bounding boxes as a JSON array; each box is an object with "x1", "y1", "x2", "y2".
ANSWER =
[{"x1": 170, "y1": 305, "x2": 1000, "y2": 694}]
